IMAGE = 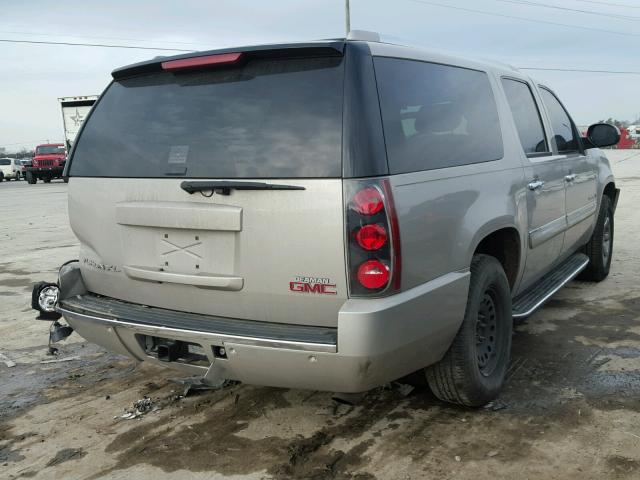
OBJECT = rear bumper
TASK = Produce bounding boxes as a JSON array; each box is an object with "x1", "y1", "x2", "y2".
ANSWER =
[{"x1": 58, "y1": 264, "x2": 469, "y2": 393}]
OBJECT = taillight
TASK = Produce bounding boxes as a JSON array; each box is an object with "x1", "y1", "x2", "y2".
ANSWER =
[
  {"x1": 352, "y1": 187, "x2": 384, "y2": 215},
  {"x1": 346, "y1": 179, "x2": 401, "y2": 296},
  {"x1": 355, "y1": 224, "x2": 387, "y2": 251},
  {"x1": 357, "y1": 260, "x2": 390, "y2": 289}
]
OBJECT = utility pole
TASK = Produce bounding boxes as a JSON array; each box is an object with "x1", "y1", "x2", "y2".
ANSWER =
[{"x1": 345, "y1": 0, "x2": 351, "y2": 35}]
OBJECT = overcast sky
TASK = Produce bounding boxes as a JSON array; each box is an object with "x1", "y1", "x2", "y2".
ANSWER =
[{"x1": 2, "y1": 0, "x2": 640, "y2": 152}]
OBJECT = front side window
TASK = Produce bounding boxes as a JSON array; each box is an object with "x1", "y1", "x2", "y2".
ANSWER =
[
  {"x1": 539, "y1": 88, "x2": 580, "y2": 154},
  {"x1": 501, "y1": 78, "x2": 548, "y2": 155},
  {"x1": 374, "y1": 57, "x2": 503, "y2": 173}
]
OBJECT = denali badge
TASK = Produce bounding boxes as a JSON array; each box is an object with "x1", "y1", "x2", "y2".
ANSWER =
[
  {"x1": 83, "y1": 258, "x2": 121, "y2": 273},
  {"x1": 290, "y1": 276, "x2": 337, "y2": 295}
]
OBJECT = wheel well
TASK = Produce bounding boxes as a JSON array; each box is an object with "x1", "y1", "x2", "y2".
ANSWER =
[
  {"x1": 603, "y1": 182, "x2": 617, "y2": 204},
  {"x1": 474, "y1": 228, "x2": 520, "y2": 290}
]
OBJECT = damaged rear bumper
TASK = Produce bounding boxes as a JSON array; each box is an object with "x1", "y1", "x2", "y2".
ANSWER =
[{"x1": 57, "y1": 262, "x2": 469, "y2": 393}]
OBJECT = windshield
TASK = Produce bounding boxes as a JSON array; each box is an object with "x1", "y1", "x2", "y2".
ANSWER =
[
  {"x1": 36, "y1": 146, "x2": 65, "y2": 155},
  {"x1": 70, "y1": 55, "x2": 344, "y2": 178}
]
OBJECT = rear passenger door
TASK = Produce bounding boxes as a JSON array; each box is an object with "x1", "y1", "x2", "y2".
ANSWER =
[
  {"x1": 501, "y1": 78, "x2": 566, "y2": 288},
  {"x1": 538, "y1": 87, "x2": 598, "y2": 254}
]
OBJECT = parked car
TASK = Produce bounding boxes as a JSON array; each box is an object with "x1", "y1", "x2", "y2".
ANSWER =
[
  {"x1": 0, "y1": 157, "x2": 22, "y2": 181},
  {"x1": 18, "y1": 158, "x2": 32, "y2": 179},
  {"x1": 25, "y1": 143, "x2": 66, "y2": 184},
  {"x1": 33, "y1": 33, "x2": 620, "y2": 406}
]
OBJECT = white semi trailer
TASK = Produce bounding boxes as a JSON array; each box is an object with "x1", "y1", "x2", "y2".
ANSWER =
[{"x1": 59, "y1": 95, "x2": 99, "y2": 150}]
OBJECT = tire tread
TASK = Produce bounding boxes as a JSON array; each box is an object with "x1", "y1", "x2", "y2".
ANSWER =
[
  {"x1": 426, "y1": 254, "x2": 512, "y2": 407},
  {"x1": 579, "y1": 196, "x2": 613, "y2": 282}
]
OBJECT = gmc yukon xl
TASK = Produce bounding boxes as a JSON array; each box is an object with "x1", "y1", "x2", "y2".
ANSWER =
[{"x1": 32, "y1": 33, "x2": 620, "y2": 406}]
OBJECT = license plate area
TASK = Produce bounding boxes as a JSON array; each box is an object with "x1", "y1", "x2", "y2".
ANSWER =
[{"x1": 138, "y1": 335, "x2": 209, "y2": 366}]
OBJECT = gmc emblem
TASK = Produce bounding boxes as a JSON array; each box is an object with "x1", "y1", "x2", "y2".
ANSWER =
[{"x1": 290, "y1": 280, "x2": 337, "y2": 295}]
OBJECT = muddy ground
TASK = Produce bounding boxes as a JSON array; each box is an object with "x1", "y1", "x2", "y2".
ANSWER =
[{"x1": 2, "y1": 151, "x2": 640, "y2": 479}]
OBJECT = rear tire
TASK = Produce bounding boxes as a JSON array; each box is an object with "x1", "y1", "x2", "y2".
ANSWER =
[
  {"x1": 579, "y1": 195, "x2": 613, "y2": 282},
  {"x1": 425, "y1": 254, "x2": 512, "y2": 407},
  {"x1": 26, "y1": 172, "x2": 37, "y2": 184},
  {"x1": 43, "y1": 177, "x2": 51, "y2": 183}
]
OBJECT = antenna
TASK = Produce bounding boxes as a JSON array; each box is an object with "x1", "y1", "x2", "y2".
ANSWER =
[{"x1": 345, "y1": 0, "x2": 351, "y2": 35}]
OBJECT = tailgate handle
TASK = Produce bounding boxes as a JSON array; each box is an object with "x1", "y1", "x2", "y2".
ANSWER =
[
  {"x1": 123, "y1": 266, "x2": 244, "y2": 291},
  {"x1": 181, "y1": 181, "x2": 305, "y2": 196}
]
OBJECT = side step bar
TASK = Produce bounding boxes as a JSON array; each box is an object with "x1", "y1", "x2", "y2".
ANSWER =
[{"x1": 512, "y1": 253, "x2": 589, "y2": 319}]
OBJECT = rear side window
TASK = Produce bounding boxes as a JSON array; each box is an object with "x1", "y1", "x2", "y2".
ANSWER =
[
  {"x1": 501, "y1": 78, "x2": 548, "y2": 155},
  {"x1": 70, "y1": 56, "x2": 344, "y2": 178},
  {"x1": 539, "y1": 88, "x2": 580, "y2": 154},
  {"x1": 374, "y1": 58, "x2": 503, "y2": 174}
]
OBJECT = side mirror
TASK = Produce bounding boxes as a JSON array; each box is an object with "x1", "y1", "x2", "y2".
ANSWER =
[{"x1": 584, "y1": 123, "x2": 620, "y2": 149}]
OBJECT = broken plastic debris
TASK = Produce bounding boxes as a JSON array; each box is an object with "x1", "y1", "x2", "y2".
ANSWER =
[
  {"x1": 483, "y1": 400, "x2": 507, "y2": 411},
  {"x1": 0, "y1": 352, "x2": 16, "y2": 368},
  {"x1": 49, "y1": 322, "x2": 74, "y2": 343},
  {"x1": 40, "y1": 355, "x2": 80, "y2": 364},
  {"x1": 115, "y1": 396, "x2": 159, "y2": 420}
]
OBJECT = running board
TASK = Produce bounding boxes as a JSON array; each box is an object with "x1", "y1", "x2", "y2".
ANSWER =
[{"x1": 512, "y1": 253, "x2": 589, "y2": 319}]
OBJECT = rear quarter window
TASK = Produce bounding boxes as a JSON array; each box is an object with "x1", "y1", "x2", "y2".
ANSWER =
[{"x1": 374, "y1": 57, "x2": 503, "y2": 174}]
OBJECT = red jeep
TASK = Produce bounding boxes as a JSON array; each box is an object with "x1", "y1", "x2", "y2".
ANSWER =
[{"x1": 26, "y1": 143, "x2": 66, "y2": 184}]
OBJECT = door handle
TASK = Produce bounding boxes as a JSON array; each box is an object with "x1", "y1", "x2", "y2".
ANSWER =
[
  {"x1": 527, "y1": 180, "x2": 545, "y2": 191},
  {"x1": 564, "y1": 174, "x2": 577, "y2": 183}
]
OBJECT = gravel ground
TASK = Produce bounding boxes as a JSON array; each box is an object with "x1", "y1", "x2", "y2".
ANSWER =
[{"x1": 1, "y1": 151, "x2": 640, "y2": 479}]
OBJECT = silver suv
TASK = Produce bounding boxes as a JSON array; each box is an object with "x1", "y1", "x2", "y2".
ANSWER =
[{"x1": 33, "y1": 32, "x2": 620, "y2": 406}]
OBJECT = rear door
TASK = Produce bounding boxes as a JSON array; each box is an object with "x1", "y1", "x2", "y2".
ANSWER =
[
  {"x1": 67, "y1": 51, "x2": 348, "y2": 327},
  {"x1": 501, "y1": 78, "x2": 566, "y2": 288},
  {"x1": 538, "y1": 87, "x2": 597, "y2": 253}
]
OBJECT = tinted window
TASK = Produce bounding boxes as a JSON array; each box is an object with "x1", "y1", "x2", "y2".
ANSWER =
[
  {"x1": 374, "y1": 58, "x2": 503, "y2": 173},
  {"x1": 36, "y1": 146, "x2": 65, "y2": 155},
  {"x1": 539, "y1": 88, "x2": 579, "y2": 154},
  {"x1": 70, "y1": 56, "x2": 344, "y2": 178},
  {"x1": 501, "y1": 79, "x2": 548, "y2": 155},
  {"x1": 0, "y1": 159, "x2": 10, "y2": 165}
]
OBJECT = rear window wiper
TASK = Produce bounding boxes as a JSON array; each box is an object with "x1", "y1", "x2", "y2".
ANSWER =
[{"x1": 180, "y1": 180, "x2": 306, "y2": 196}]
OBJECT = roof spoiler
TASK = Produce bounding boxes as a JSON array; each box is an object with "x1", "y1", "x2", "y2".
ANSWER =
[{"x1": 111, "y1": 41, "x2": 346, "y2": 80}]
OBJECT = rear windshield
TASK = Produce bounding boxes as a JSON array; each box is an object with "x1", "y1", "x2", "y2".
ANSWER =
[
  {"x1": 374, "y1": 58, "x2": 503, "y2": 173},
  {"x1": 36, "y1": 146, "x2": 65, "y2": 155},
  {"x1": 0, "y1": 159, "x2": 10, "y2": 165},
  {"x1": 70, "y1": 56, "x2": 344, "y2": 178}
]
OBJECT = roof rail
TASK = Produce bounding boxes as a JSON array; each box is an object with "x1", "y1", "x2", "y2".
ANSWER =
[{"x1": 347, "y1": 30, "x2": 381, "y2": 42}]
